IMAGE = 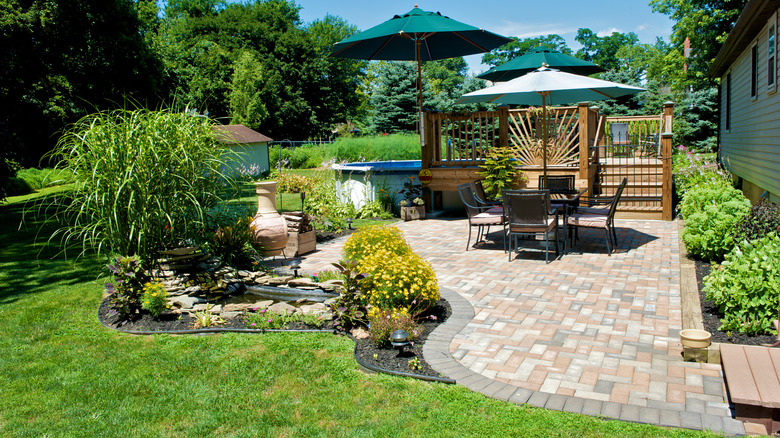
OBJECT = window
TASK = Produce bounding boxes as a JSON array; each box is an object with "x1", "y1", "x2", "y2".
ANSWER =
[
  {"x1": 770, "y1": 14, "x2": 777, "y2": 91},
  {"x1": 726, "y1": 72, "x2": 731, "y2": 131},
  {"x1": 752, "y1": 44, "x2": 758, "y2": 98}
]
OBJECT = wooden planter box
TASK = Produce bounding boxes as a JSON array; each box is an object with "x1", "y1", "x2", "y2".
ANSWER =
[
  {"x1": 401, "y1": 206, "x2": 425, "y2": 221},
  {"x1": 282, "y1": 230, "x2": 316, "y2": 257}
]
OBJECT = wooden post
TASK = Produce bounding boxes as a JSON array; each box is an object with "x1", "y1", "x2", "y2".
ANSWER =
[
  {"x1": 578, "y1": 102, "x2": 590, "y2": 183},
  {"x1": 421, "y1": 111, "x2": 432, "y2": 169},
  {"x1": 663, "y1": 101, "x2": 674, "y2": 133},
  {"x1": 662, "y1": 132, "x2": 673, "y2": 221},
  {"x1": 498, "y1": 106, "x2": 509, "y2": 148}
]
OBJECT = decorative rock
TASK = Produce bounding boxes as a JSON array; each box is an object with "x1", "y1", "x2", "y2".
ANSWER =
[
  {"x1": 351, "y1": 328, "x2": 369, "y2": 339},
  {"x1": 299, "y1": 303, "x2": 327, "y2": 315},
  {"x1": 223, "y1": 303, "x2": 256, "y2": 312},
  {"x1": 193, "y1": 304, "x2": 222, "y2": 313},
  {"x1": 318, "y1": 280, "x2": 344, "y2": 291},
  {"x1": 267, "y1": 302, "x2": 296, "y2": 315},
  {"x1": 221, "y1": 311, "x2": 241, "y2": 320},
  {"x1": 237, "y1": 270, "x2": 252, "y2": 278},
  {"x1": 170, "y1": 295, "x2": 205, "y2": 310},
  {"x1": 253, "y1": 300, "x2": 274, "y2": 309},
  {"x1": 323, "y1": 298, "x2": 339, "y2": 307},
  {"x1": 267, "y1": 276, "x2": 294, "y2": 286},
  {"x1": 288, "y1": 277, "x2": 316, "y2": 288}
]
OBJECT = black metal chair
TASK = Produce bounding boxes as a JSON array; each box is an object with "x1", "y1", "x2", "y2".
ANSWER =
[
  {"x1": 472, "y1": 180, "x2": 502, "y2": 207},
  {"x1": 502, "y1": 189, "x2": 560, "y2": 263},
  {"x1": 457, "y1": 183, "x2": 506, "y2": 251},
  {"x1": 538, "y1": 175, "x2": 575, "y2": 193},
  {"x1": 566, "y1": 177, "x2": 627, "y2": 255}
]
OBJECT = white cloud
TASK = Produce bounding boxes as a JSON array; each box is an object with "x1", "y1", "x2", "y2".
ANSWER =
[
  {"x1": 637, "y1": 23, "x2": 648, "y2": 31},
  {"x1": 597, "y1": 27, "x2": 622, "y2": 37},
  {"x1": 493, "y1": 19, "x2": 577, "y2": 39}
]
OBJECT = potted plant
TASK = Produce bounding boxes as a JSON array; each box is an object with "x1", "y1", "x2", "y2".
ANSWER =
[{"x1": 398, "y1": 176, "x2": 425, "y2": 221}]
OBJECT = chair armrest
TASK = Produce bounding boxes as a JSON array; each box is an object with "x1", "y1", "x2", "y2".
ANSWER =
[{"x1": 579, "y1": 195, "x2": 613, "y2": 208}]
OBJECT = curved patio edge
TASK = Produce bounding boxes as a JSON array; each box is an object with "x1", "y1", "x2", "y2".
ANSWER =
[{"x1": 422, "y1": 286, "x2": 746, "y2": 436}]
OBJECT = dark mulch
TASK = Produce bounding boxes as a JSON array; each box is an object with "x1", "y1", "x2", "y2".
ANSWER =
[
  {"x1": 98, "y1": 296, "x2": 451, "y2": 380},
  {"x1": 353, "y1": 298, "x2": 452, "y2": 379},
  {"x1": 694, "y1": 259, "x2": 776, "y2": 346}
]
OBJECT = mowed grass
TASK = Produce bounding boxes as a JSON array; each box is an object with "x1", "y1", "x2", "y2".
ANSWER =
[{"x1": 0, "y1": 191, "x2": 717, "y2": 437}]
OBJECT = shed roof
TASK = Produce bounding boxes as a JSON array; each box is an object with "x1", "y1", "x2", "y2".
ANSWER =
[
  {"x1": 710, "y1": 0, "x2": 780, "y2": 77},
  {"x1": 212, "y1": 124, "x2": 273, "y2": 145}
]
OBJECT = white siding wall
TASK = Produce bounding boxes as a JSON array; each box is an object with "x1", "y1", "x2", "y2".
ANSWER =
[
  {"x1": 720, "y1": 12, "x2": 780, "y2": 203},
  {"x1": 225, "y1": 142, "x2": 270, "y2": 175}
]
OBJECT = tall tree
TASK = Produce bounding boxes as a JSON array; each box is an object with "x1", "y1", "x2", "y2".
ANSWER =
[
  {"x1": 369, "y1": 61, "x2": 419, "y2": 133},
  {"x1": 0, "y1": 0, "x2": 164, "y2": 198},
  {"x1": 651, "y1": 0, "x2": 749, "y2": 88},
  {"x1": 575, "y1": 29, "x2": 640, "y2": 72},
  {"x1": 481, "y1": 35, "x2": 571, "y2": 68}
]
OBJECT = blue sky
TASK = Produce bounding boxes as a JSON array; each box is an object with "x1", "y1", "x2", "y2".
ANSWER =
[{"x1": 293, "y1": 0, "x2": 674, "y2": 75}]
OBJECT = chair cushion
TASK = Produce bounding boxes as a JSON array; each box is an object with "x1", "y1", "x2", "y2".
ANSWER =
[
  {"x1": 509, "y1": 217, "x2": 556, "y2": 233},
  {"x1": 576, "y1": 207, "x2": 609, "y2": 215},
  {"x1": 472, "y1": 211, "x2": 505, "y2": 225},
  {"x1": 568, "y1": 213, "x2": 607, "y2": 228},
  {"x1": 485, "y1": 206, "x2": 504, "y2": 215}
]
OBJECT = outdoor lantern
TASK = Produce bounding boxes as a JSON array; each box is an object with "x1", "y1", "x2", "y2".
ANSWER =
[
  {"x1": 391, "y1": 329, "x2": 410, "y2": 357},
  {"x1": 346, "y1": 217, "x2": 353, "y2": 229},
  {"x1": 300, "y1": 191, "x2": 305, "y2": 211},
  {"x1": 288, "y1": 260, "x2": 300, "y2": 278}
]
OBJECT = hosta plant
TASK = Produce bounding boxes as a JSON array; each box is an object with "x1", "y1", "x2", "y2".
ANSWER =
[
  {"x1": 704, "y1": 233, "x2": 780, "y2": 335},
  {"x1": 681, "y1": 184, "x2": 751, "y2": 261}
]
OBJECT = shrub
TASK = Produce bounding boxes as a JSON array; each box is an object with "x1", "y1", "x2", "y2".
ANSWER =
[
  {"x1": 342, "y1": 225, "x2": 411, "y2": 263},
  {"x1": 704, "y1": 233, "x2": 780, "y2": 335},
  {"x1": 356, "y1": 200, "x2": 393, "y2": 219},
  {"x1": 478, "y1": 147, "x2": 524, "y2": 198},
  {"x1": 141, "y1": 282, "x2": 170, "y2": 318},
  {"x1": 673, "y1": 149, "x2": 729, "y2": 201},
  {"x1": 367, "y1": 307, "x2": 422, "y2": 347},
  {"x1": 328, "y1": 259, "x2": 368, "y2": 331},
  {"x1": 48, "y1": 108, "x2": 233, "y2": 266},
  {"x1": 271, "y1": 170, "x2": 322, "y2": 194},
  {"x1": 209, "y1": 216, "x2": 260, "y2": 268},
  {"x1": 359, "y1": 249, "x2": 439, "y2": 313},
  {"x1": 732, "y1": 200, "x2": 780, "y2": 245},
  {"x1": 16, "y1": 167, "x2": 73, "y2": 190},
  {"x1": 105, "y1": 256, "x2": 148, "y2": 319},
  {"x1": 681, "y1": 184, "x2": 751, "y2": 261}
]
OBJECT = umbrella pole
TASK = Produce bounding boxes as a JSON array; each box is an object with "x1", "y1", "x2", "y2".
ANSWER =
[
  {"x1": 541, "y1": 92, "x2": 548, "y2": 183},
  {"x1": 416, "y1": 39, "x2": 423, "y2": 128}
]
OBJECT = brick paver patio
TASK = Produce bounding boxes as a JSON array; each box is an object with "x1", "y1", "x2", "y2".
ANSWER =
[{"x1": 298, "y1": 218, "x2": 745, "y2": 435}]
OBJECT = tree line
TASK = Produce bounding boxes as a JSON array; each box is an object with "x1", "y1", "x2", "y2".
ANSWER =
[{"x1": 1, "y1": 0, "x2": 747, "y2": 198}]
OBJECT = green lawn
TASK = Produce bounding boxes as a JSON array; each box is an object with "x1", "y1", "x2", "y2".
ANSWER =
[{"x1": 0, "y1": 190, "x2": 717, "y2": 437}]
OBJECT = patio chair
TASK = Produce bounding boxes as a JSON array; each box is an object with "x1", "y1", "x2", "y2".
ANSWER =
[
  {"x1": 610, "y1": 123, "x2": 630, "y2": 145},
  {"x1": 473, "y1": 180, "x2": 502, "y2": 206},
  {"x1": 538, "y1": 175, "x2": 575, "y2": 193},
  {"x1": 457, "y1": 183, "x2": 506, "y2": 251},
  {"x1": 566, "y1": 177, "x2": 627, "y2": 255},
  {"x1": 502, "y1": 189, "x2": 560, "y2": 263}
]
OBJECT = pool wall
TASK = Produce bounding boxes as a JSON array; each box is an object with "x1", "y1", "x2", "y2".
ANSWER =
[{"x1": 332, "y1": 160, "x2": 462, "y2": 211}]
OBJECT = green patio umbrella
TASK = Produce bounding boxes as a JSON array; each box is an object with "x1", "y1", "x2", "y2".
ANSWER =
[
  {"x1": 478, "y1": 46, "x2": 605, "y2": 82},
  {"x1": 457, "y1": 67, "x2": 644, "y2": 180},
  {"x1": 329, "y1": 7, "x2": 512, "y2": 117}
]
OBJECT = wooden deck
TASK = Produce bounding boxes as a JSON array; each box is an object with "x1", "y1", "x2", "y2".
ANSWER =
[{"x1": 720, "y1": 344, "x2": 780, "y2": 433}]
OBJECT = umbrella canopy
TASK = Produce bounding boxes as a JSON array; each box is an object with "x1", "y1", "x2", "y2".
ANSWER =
[
  {"x1": 330, "y1": 7, "x2": 512, "y2": 116},
  {"x1": 457, "y1": 68, "x2": 645, "y2": 179},
  {"x1": 477, "y1": 46, "x2": 605, "y2": 82}
]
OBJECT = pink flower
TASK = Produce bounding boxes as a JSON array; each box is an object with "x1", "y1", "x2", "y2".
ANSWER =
[{"x1": 250, "y1": 323, "x2": 256, "y2": 327}]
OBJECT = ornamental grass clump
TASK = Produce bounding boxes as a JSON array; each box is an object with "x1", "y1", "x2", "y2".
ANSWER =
[
  {"x1": 342, "y1": 225, "x2": 411, "y2": 263},
  {"x1": 704, "y1": 233, "x2": 780, "y2": 335},
  {"x1": 48, "y1": 108, "x2": 234, "y2": 266},
  {"x1": 680, "y1": 184, "x2": 751, "y2": 262}
]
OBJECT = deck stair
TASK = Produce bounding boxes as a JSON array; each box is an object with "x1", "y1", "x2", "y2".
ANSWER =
[{"x1": 720, "y1": 344, "x2": 780, "y2": 434}]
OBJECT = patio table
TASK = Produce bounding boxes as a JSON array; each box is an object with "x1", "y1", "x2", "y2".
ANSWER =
[{"x1": 550, "y1": 188, "x2": 587, "y2": 253}]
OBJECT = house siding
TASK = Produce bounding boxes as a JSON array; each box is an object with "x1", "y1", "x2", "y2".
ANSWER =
[{"x1": 720, "y1": 11, "x2": 780, "y2": 204}]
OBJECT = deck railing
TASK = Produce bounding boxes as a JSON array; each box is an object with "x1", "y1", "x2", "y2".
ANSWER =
[{"x1": 421, "y1": 101, "x2": 675, "y2": 220}]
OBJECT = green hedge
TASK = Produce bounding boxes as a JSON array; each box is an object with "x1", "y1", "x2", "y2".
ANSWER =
[{"x1": 681, "y1": 184, "x2": 751, "y2": 262}]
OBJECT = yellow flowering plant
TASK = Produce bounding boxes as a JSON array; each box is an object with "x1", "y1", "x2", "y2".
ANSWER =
[
  {"x1": 141, "y1": 282, "x2": 170, "y2": 319},
  {"x1": 358, "y1": 249, "x2": 439, "y2": 314},
  {"x1": 342, "y1": 225, "x2": 411, "y2": 263}
]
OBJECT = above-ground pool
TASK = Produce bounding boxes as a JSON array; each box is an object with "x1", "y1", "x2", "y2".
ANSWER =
[{"x1": 332, "y1": 160, "x2": 462, "y2": 211}]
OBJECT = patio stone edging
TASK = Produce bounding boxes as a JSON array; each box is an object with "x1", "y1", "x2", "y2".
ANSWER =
[{"x1": 423, "y1": 283, "x2": 746, "y2": 436}]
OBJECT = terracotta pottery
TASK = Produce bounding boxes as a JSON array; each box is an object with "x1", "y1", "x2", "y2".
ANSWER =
[
  {"x1": 250, "y1": 181, "x2": 288, "y2": 256},
  {"x1": 679, "y1": 329, "x2": 711, "y2": 349},
  {"x1": 401, "y1": 205, "x2": 425, "y2": 221}
]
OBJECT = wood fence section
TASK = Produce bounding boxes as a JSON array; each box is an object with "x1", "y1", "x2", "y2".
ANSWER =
[{"x1": 421, "y1": 102, "x2": 675, "y2": 220}]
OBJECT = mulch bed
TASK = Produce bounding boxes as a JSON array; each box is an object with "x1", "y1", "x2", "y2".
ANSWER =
[
  {"x1": 98, "y1": 296, "x2": 451, "y2": 380},
  {"x1": 694, "y1": 259, "x2": 776, "y2": 346}
]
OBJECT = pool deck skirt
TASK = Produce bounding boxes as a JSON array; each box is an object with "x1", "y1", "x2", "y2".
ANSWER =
[{"x1": 298, "y1": 218, "x2": 746, "y2": 435}]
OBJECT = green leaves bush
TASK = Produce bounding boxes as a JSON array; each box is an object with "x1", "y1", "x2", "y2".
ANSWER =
[
  {"x1": 478, "y1": 147, "x2": 524, "y2": 198},
  {"x1": 681, "y1": 184, "x2": 751, "y2": 261},
  {"x1": 732, "y1": 200, "x2": 780, "y2": 245},
  {"x1": 704, "y1": 233, "x2": 780, "y2": 335},
  {"x1": 49, "y1": 108, "x2": 233, "y2": 265}
]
